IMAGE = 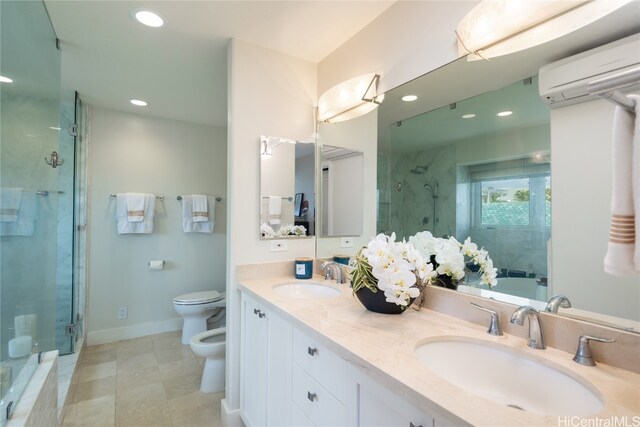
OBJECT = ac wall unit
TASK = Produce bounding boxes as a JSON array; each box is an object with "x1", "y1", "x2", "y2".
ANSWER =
[{"x1": 539, "y1": 33, "x2": 640, "y2": 109}]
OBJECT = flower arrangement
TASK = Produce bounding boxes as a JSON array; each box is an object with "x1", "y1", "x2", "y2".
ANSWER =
[
  {"x1": 408, "y1": 231, "x2": 497, "y2": 289},
  {"x1": 260, "y1": 223, "x2": 307, "y2": 238},
  {"x1": 351, "y1": 233, "x2": 435, "y2": 307}
]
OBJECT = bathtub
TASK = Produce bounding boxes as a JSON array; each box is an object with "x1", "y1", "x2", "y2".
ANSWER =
[{"x1": 462, "y1": 277, "x2": 548, "y2": 302}]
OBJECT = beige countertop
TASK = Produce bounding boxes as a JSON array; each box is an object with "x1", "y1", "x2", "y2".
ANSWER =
[{"x1": 238, "y1": 275, "x2": 640, "y2": 427}]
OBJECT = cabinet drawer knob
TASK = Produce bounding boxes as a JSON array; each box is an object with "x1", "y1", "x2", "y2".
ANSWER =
[
  {"x1": 253, "y1": 308, "x2": 260, "y2": 315},
  {"x1": 258, "y1": 312, "x2": 266, "y2": 318},
  {"x1": 409, "y1": 423, "x2": 422, "y2": 427},
  {"x1": 307, "y1": 347, "x2": 317, "y2": 356},
  {"x1": 307, "y1": 391, "x2": 317, "y2": 402}
]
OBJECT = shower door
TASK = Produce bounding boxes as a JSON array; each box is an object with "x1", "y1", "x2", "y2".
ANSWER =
[{"x1": 0, "y1": 1, "x2": 76, "y2": 423}]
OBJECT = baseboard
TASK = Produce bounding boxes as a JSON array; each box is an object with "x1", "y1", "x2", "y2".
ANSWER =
[
  {"x1": 87, "y1": 317, "x2": 182, "y2": 346},
  {"x1": 221, "y1": 398, "x2": 244, "y2": 427}
]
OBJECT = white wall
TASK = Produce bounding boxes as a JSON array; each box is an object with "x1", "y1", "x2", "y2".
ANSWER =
[
  {"x1": 226, "y1": 39, "x2": 317, "y2": 414},
  {"x1": 87, "y1": 107, "x2": 227, "y2": 344},
  {"x1": 316, "y1": 112, "x2": 377, "y2": 257},
  {"x1": 318, "y1": 1, "x2": 477, "y2": 95},
  {"x1": 551, "y1": 98, "x2": 639, "y2": 322}
]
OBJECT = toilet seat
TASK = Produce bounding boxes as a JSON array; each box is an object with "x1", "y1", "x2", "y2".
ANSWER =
[{"x1": 173, "y1": 290, "x2": 223, "y2": 306}]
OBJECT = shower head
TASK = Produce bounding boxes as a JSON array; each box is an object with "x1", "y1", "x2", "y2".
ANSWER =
[
  {"x1": 410, "y1": 165, "x2": 428, "y2": 174},
  {"x1": 424, "y1": 181, "x2": 439, "y2": 198},
  {"x1": 424, "y1": 184, "x2": 433, "y2": 192}
]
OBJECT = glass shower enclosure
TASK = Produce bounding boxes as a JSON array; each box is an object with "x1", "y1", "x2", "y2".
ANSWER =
[{"x1": 0, "y1": 1, "x2": 76, "y2": 423}]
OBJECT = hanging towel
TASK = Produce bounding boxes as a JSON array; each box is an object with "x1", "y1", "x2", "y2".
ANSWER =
[
  {"x1": 192, "y1": 194, "x2": 209, "y2": 222},
  {"x1": 268, "y1": 196, "x2": 282, "y2": 225},
  {"x1": 181, "y1": 195, "x2": 213, "y2": 233},
  {"x1": 0, "y1": 188, "x2": 23, "y2": 222},
  {"x1": 604, "y1": 94, "x2": 640, "y2": 277},
  {"x1": 116, "y1": 193, "x2": 155, "y2": 234},
  {"x1": 0, "y1": 191, "x2": 36, "y2": 236},
  {"x1": 125, "y1": 193, "x2": 146, "y2": 222}
]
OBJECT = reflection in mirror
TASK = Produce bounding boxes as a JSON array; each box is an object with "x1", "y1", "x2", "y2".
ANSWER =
[
  {"x1": 320, "y1": 145, "x2": 364, "y2": 237},
  {"x1": 259, "y1": 136, "x2": 315, "y2": 239},
  {"x1": 380, "y1": 77, "x2": 551, "y2": 304}
]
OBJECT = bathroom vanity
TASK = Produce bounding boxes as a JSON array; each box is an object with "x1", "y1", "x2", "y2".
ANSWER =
[{"x1": 237, "y1": 275, "x2": 640, "y2": 427}]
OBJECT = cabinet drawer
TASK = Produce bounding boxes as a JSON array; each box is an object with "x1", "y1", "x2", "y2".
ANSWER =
[
  {"x1": 293, "y1": 327, "x2": 347, "y2": 402},
  {"x1": 292, "y1": 402, "x2": 315, "y2": 427},
  {"x1": 292, "y1": 364, "x2": 346, "y2": 427}
]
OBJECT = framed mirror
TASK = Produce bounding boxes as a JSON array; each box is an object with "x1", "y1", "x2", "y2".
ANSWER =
[
  {"x1": 319, "y1": 145, "x2": 364, "y2": 237},
  {"x1": 259, "y1": 136, "x2": 315, "y2": 239},
  {"x1": 376, "y1": 17, "x2": 640, "y2": 333}
]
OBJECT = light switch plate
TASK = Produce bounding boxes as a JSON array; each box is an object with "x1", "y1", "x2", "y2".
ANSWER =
[
  {"x1": 340, "y1": 237, "x2": 353, "y2": 248},
  {"x1": 270, "y1": 240, "x2": 288, "y2": 252}
]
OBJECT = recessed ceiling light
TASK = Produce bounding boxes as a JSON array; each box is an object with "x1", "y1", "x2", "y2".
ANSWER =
[
  {"x1": 0, "y1": 75, "x2": 13, "y2": 83},
  {"x1": 462, "y1": 113, "x2": 476, "y2": 119},
  {"x1": 401, "y1": 95, "x2": 418, "y2": 102},
  {"x1": 497, "y1": 110, "x2": 513, "y2": 117},
  {"x1": 133, "y1": 9, "x2": 165, "y2": 28},
  {"x1": 130, "y1": 99, "x2": 148, "y2": 107}
]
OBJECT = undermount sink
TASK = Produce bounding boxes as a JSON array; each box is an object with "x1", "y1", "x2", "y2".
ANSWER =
[
  {"x1": 272, "y1": 281, "x2": 341, "y2": 298},
  {"x1": 414, "y1": 337, "x2": 604, "y2": 416}
]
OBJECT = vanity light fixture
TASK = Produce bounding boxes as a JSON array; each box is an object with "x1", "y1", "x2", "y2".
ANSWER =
[
  {"x1": 317, "y1": 73, "x2": 384, "y2": 124},
  {"x1": 462, "y1": 113, "x2": 476, "y2": 119},
  {"x1": 130, "y1": 99, "x2": 148, "y2": 107},
  {"x1": 0, "y1": 75, "x2": 13, "y2": 83},
  {"x1": 497, "y1": 111, "x2": 513, "y2": 117},
  {"x1": 132, "y1": 9, "x2": 165, "y2": 28},
  {"x1": 456, "y1": 0, "x2": 633, "y2": 61},
  {"x1": 401, "y1": 95, "x2": 418, "y2": 102}
]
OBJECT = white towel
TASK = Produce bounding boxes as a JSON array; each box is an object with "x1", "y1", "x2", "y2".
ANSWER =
[
  {"x1": 0, "y1": 191, "x2": 36, "y2": 236},
  {"x1": 181, "y1": 195, "x2": 214, "y2": 233},
  {"x1": 125, "y1": 193, "x2": 146, "y2": 222},
  {"x1": 604, "y1": 95, "x2": 640, "y2": 277},
  {"x1": 268, "y1": 196, "x2": 282, "y2": 225},
  {"x1": 0, "y1": 188, "x2": 23, "y2": 222},
  {"x1": 116, "y1": 193, "x2": 155, "y2": 234},
  {"x1": 192, "y1": 194, "x2": 209, "y2": 222}
]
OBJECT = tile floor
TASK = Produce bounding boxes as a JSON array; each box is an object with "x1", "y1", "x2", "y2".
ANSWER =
[{"x1": 61, "y1": 331, "x2": 224, "y2": 427}]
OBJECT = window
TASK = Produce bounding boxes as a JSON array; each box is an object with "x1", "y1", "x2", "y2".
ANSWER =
[
  {"x1": 481, "y1": 178, "x2": 530, "y2": 226},
  {"x1": 469, "y1": 159, "x2": 550, "y2": 229}
]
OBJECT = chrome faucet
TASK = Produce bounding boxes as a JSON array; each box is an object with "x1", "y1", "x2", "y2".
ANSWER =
[
  {"x1": 321, "y1": 261, "x2": 348, "y2": 284},
  {"x1": 510, "y1": 306, "x2": 545, "y2": 349},
  {"x1": 545, "y1": 294, "x2": 571, "y2": 313},
  {"x1": 573, "y1": 334, "x2": 615, "y2": 366},
  {"x1": 470, "y1": 302, "x2": 503, "y2": 336}
]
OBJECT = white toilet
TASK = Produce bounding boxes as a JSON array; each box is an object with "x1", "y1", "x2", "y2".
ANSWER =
[
  {"x1": 190, "y1": 327, "x2": 226, "y2": 393},
  {"x1": 173, "y1": 290, "x2": 225, "y2": 345}
]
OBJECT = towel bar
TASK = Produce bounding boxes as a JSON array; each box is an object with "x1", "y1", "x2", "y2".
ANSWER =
[
  {"x1": 261, "y1": 196, "x2": 294, "y2": 202},
  {"x1": 176, "y1": 195, "x2": 222, "y2": 202},
  {"x1": 109, "y1": 194, "x2": 164, "y2": 200}
]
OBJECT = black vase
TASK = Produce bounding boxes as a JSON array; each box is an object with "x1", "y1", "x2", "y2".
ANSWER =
[
  {"x1": 432, "y1": 275, "x2": 458, "y2": 290},
  {"x1": 354, "y1": 286, "x2": 414, "y2": 314}
]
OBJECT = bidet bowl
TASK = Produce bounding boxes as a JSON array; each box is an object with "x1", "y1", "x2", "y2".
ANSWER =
[{"x1": 414, "y1": 336, "x2": 604, "y2": 416}]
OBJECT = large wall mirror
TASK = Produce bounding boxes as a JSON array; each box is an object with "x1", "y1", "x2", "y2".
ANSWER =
[
  {"x1": 259, "y1": 136, "x2": 315, "y2": 239},
  {"x1": 377, "y1": 9, "x2": 639, "y2": 333},
  {"x1": 320, "y1": 145, "x2": 364, "y2": 237}
]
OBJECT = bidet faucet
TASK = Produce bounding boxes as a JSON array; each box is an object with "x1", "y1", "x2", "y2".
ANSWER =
[
  {"x1": 321, "y1": 261, "x2": 348, "y2": 284},
  {"x1": 545, "y1": 294, "x2": 572, "y2": 313},
  {"x1": 510, "y1": 306, "x2": 545, "y2": 349}
]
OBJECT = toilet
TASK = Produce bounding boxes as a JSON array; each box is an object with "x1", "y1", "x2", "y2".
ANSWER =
[
  {"x1": 190, "y1": 327, "x2": 226, "y2": 393},
  {"x1": 173, "y1": 290, "x2": 225, "y2": 345}
]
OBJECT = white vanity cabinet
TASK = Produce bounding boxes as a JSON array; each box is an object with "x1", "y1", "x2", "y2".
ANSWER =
[
  {"x1": 354, "y1": 369, "x2": 435, "y2": 427},
  {"x1": 240, "y1": 293, "x2": 292, "y2": 427}
]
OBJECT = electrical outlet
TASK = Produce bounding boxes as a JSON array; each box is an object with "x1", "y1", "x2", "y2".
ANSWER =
[
  {"x1": 118, "y1": 306, "x2": 128, "y2": 320},
  {"x1": 270, "y1": 240, "x2": 288, "y2": 252},
  {"x1": 340, "y1": 237, "x2": 353, "y2": 248}
]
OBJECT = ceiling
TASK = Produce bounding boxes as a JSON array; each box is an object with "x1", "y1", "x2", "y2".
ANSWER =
[{"x1": 44, "y1": 1, "x2": 394, "y2": 128}]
